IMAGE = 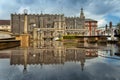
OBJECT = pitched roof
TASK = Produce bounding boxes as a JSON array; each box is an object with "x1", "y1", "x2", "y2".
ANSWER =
[
  {"x1": 85, "y1": 19, "x2": 97, "y2": 22},
  {"x1": 0, "y1": 20, "x2": 10, "y2": 25}
]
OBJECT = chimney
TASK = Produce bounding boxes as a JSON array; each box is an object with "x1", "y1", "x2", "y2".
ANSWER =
[
  {"x1": 109, "y1": 21, "x2": 112, "y2": 29},
  {"x1": 105, "y1": 24, "x2": 108, "y2": 30}
]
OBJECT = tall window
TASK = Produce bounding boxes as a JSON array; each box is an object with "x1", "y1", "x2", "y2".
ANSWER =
[{"x1": 47, "y1": 24, "x2": 51, "y2": 28}]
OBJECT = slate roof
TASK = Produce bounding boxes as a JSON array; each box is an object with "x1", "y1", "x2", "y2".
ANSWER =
[
  {"x1": 85, "y1": 19, "x2": 97, "y2": 22},
  {"x1": 0, "y1": 20, "x2": 10, "y2": 25}
]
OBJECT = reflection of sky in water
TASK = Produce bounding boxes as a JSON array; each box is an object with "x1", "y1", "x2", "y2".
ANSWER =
[
  {"x1": 0, "y1": 42, "x2": 120, "y2": 80},
  {"x1": 0, "y1": 57, "x2": 120, "y2": 80}
]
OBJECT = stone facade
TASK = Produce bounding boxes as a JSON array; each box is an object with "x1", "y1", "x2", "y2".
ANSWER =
[
  {"x1": 11, "y1": 8, "x2": 96, "y2": 40},
  {"x1": 65, "y1": 17, "x2": 86, "y2": 35},
  {"x1": 65, "y1": 8, "x2": 86, "y2": 36},
  {"x1": 0, "y1": 20, "x2": 11, "y2": 32},
  {"x1": 11, "y1": 13, "x2": 66, "y2": 39}
]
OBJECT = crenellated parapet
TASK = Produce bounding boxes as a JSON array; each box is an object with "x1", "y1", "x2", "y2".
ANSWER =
[{"x1": 11, "y1": 8, "x2": 97, "y2": 38}]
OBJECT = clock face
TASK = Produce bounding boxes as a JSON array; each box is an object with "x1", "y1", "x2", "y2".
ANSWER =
[{"x1": 24, "y1": 9, "x2": 28, "y2": 14}]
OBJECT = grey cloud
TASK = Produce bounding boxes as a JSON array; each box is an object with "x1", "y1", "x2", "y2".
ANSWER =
[
  {"x1": 85, "y1": 0, "x2": 120, "y2": 15},
  {"x1": 6, "y1": 62, "x2": 120, "y2": 80},
  {"x1": 15, "y1": 0, "x2": 36, "y2": 5},
  {"x1": 0, "y1": 0, "x2": 120, "y2": 20}
]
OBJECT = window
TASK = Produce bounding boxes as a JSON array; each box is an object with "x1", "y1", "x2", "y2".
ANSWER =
[
  {"x1": 47, "y1": 24, "x2": 51, "y2": 28},
  {"x1": 48, "y1": 18, "x2": 51, "y2": 21},
  {"x1": 54, "y1": 16, "x2": 57, "y2": 19}
]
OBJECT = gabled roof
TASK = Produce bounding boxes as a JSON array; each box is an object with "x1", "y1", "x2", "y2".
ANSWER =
[
  {"x1": 0, "y1": 20, "x2": 10, "y2": 25},
  {"x1": 85, "y1": 19, "x2": 97, "y2": 22}
]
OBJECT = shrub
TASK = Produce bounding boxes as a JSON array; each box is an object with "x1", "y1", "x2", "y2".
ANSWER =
[{"x1": 63, "y1": 36, "x2": 76, "y2": 39}]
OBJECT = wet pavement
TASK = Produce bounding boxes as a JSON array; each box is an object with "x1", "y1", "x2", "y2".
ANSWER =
[{"x1": 0, "y1": 41, "x2": 120, "y2": 80}]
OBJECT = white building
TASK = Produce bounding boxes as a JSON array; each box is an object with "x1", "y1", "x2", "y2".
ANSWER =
[{"x1": 0, "y1": 20, "x2": 11, "y2": 32}]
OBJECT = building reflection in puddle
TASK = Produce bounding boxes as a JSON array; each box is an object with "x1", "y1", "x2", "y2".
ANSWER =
[{"x1": 10, "y1": 40, "x2": 98, "y2": 73}]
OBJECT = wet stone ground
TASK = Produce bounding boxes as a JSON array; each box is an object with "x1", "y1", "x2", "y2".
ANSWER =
[{"x1": 0, "y1": 41, "x2": 120, "y2": 80}]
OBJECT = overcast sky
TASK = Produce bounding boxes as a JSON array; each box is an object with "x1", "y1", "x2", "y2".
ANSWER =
[{"x1": 0, "y1": 0, "x2": 120, "y2": 27}]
